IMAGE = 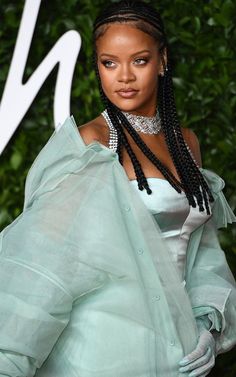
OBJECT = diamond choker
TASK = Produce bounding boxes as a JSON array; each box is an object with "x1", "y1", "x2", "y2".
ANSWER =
[{"x1": 121, "y1": 107, "x2": 162, "y2": 134}]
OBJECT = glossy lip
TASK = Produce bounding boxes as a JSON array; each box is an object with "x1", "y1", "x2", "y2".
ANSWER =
[{"x1": 116, "y1": 89, "x2": 139, "y2": 98}]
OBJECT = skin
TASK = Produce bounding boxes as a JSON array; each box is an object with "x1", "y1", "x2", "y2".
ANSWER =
[
  {"x1": 96, "y1": 23, "x2": 163, "y2": 116},
  {"x1": 79, "y1": 22, "x2": 210, "y2": 377},
  {"x1": 79, "y1": 23, "x2": 202, "y2": 180}
]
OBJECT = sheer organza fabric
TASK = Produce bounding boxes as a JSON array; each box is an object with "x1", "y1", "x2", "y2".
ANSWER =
[{"x1": 0, "y1": 115, "x2": 235, "y2": 377}]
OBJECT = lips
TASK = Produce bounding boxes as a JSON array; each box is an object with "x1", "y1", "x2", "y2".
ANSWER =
[{"x1": 117, "y1": 88, "x2": 138, "y2": 98}]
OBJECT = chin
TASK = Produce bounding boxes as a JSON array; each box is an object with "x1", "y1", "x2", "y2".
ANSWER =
[{"x1": 110, "y1": 100, "x2": 141, "y2": 113}]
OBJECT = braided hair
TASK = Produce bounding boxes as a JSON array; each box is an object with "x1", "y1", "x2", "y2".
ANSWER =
[{"x1": 92, "y1": 0, "x2": 214, "y2": 214}]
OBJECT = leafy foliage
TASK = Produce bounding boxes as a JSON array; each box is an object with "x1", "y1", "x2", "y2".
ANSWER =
[{"x1": 0, "y1": 0, "x2": 235, "y2": 374}]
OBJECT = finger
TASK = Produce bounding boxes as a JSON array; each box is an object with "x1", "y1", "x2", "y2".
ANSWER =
[
  {"x1": 179, "y1": 332, "x2": 212, "y2": 366},
  {"x1": 179, "y1": 345, "x2": 206, "y2": 366},
  {"x1": 188, "y1": 354, "x2": 215, "y2": 377},
  {"x1": 179, "y1": 347, "x2": 212, "y2": 373}
]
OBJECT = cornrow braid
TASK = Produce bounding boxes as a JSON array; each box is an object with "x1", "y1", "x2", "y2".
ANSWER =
[
  {"x1": 92, "y1": 0, "x2": 214, "y2": 214},
  {"x1": 93, "y1": 0, "x2": 165, "y2": 34}
]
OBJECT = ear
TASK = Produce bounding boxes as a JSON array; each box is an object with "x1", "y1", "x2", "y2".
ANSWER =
[{"x1": 158, "y1": 47, "x2": 168, "y2": 76}]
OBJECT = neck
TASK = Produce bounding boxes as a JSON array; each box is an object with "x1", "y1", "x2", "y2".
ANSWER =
[
  {"x1": 117, "y1": 106, "x2": 162, "y2": 135},
  {"x1": 118, "y1": 105, "x2": 158, "y2": 118},
  {"x1": 122, "y1": 106, "x2": 158, "y2": 118}
]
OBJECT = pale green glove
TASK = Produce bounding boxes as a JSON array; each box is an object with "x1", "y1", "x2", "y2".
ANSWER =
[{"x1": 178, "y1": 317, "x2": 217, "y2": 377}]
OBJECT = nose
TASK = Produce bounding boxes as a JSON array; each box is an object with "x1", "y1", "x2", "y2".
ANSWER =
[{"x1": 117, "y1": 64, "x2": 136, "y2": 83}]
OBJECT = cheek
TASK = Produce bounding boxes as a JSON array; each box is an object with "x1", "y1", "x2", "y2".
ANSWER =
[
  {"x1": 98, "y1": 66, "x2": 115, "y2": 91},
  {"x1": 140, "y1": 66, "x2": 158, "y2": 88}
]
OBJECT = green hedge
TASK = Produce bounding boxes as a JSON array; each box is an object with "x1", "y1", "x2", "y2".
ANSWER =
[{"x1": 0, "y1": 1, "x2": 235, "y2": 375}]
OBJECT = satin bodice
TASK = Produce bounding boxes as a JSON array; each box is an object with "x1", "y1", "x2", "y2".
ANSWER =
[
  {"x1": 102, "y1": 108, "x2": 209, "y2": 281},
  {"x1": 129, "y1": 178, "x2": 208, "y2": 281}
]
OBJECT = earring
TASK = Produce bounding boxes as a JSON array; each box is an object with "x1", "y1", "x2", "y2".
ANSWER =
[{"x1": 159, "y1": 66, "x2": 168, "y2": 76}]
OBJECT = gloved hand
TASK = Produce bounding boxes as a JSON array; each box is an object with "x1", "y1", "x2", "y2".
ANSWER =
[{"x1": 178, "y1": 317, "x2": 217, "y2": 377}]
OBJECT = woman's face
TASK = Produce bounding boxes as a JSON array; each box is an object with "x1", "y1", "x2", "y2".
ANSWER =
[{"x1": 96, "y1": 23, "x2": 165, "y2": 116}]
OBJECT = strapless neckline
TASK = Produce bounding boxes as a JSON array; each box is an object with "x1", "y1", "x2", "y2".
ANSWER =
[
  {"x1": 129, "y1": 177, "x2": 168, "y2": 183},
  {"x1": 129, "y1": 177, "x2": 186, "y2": 196}
]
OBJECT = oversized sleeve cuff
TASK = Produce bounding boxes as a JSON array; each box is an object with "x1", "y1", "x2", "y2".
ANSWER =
[
  {"x1": 187, "y1": 169, "x2": 236, "y2": 355},
  {"x1": 200, "y1": 167, "x2": 236, "y2": 228},
  {"x1": 190, "y1": 286, "x2": 232, "y2": 333}
]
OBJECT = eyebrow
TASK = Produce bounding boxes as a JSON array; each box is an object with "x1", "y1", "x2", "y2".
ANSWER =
[{"x1": 99, "y1": 49, "x2": 151, "y2": 58}]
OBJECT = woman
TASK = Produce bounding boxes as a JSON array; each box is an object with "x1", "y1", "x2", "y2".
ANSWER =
[{"x1": 0, "y1": 1, "x2": 235, "y2": 376}]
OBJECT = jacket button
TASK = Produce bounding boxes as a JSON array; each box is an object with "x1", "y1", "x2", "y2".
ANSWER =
[
  {"x1": 124, "y1": 206, "x2": 131, "y2": 211},
  {"x1": 152, "y1": 295, "x2": 160, "y2": 301},
  {"x1": 170, "y1": 340, "x2": 175, "y2": 346},
  {"x1": 137, "y1": 248, "x2": 144, "y2": 254}
]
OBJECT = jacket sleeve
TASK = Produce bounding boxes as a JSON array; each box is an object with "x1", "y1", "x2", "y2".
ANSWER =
[
  {"x1": 186, "y1": 168, "x2": 236, "y2": 355},
  {"x1": 0, "y1": 116, "x2": 92, "y2": 376},
  {"x1": 0, "y1": 208, "x2": 74, "y2": 376}
]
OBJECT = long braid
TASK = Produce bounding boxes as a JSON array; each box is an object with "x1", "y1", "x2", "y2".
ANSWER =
[
  {"x1": 94, "y1": 52, "x2": 183, "y2": 194},
  {"x1": 158, "y1": 48, "x2": 214, "y2": 211},
  {"x1": 93, "y1": 50, "x2": 157, "y2": 193},
  {"x1": 159, "y1": 60, "x2": 198, "y2": 208},
  {"x1": 115, "y1": 110, "x2": 183, "y2": 191},
  {"x1": 109, "y1": 107, "x2": 151, "y2": 193},
  {"x1": 92, "y1": 0, "x2": 214, "y2": 214},
  {"x1": 100, "y1": 79, "x2": 152, "y2": 192}
]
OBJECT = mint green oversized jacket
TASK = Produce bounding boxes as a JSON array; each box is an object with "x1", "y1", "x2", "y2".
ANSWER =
[{"x1": 0, "y1": 115, "x2": 235, "y2": 377}]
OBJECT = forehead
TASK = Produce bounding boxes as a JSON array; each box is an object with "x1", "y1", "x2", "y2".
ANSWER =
[{"x1": 96, "y1": 23, "x2": 157, "y2": 53}]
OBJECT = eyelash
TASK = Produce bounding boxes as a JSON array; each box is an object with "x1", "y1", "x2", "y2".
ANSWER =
[
  {"x1": 135, "y1": 58, "x2": 149, "y2": 65},
  {"x1": 101, "y1": 58, "x2": 149, "y2": 68}
]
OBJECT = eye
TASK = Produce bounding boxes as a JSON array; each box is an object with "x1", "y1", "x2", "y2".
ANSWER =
[
  {"x1": 101, "y1": 60, "x2": 115, "y2": 68},
  {"x1": 134, "y1": 58, "x2": 149, "y2": 65}
]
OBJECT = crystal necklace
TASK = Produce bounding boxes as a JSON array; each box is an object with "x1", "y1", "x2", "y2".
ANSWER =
[{"x1": 121, "y1": 107, "x2": 162, "y2": 134}]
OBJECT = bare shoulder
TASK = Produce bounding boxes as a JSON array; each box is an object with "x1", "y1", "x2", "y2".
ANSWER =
[
  {"x1": 78, "y1": 115, "x2": 109, "y2": 147},
  {"x1": 181, "y1": 127, "x2": 202, "y2": 167}
]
